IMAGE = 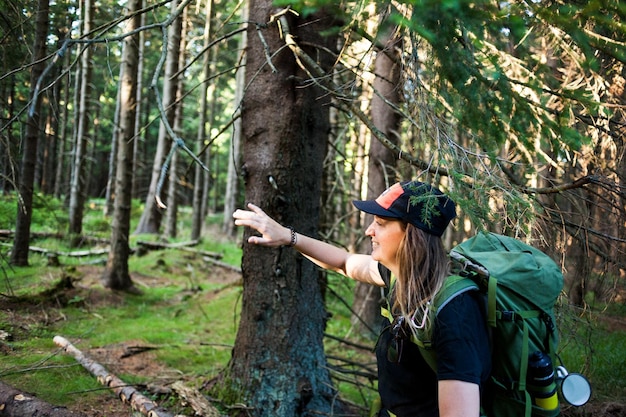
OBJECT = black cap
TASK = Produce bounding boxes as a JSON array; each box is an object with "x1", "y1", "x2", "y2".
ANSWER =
[{"x1": 353, "y1": 181, "x2": 456, "y2": 237}]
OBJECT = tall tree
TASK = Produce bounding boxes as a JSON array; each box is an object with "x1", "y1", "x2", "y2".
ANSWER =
[
  {"x1": 191, "y1": 0, "x2": 214, "y2": 241},
  {"x1": 104, "y1": 63, "x2": 124, "y2": 216},
  {"x1": 135, "y1": 0, "x2": 183, "y2": 234},
  {"x1": 227, "y1": 4, "x2": 340, "y2": 415},
  {"x1": 54, "y1": 40, "x2": 72, "y2": 200},
  {"x1": 68, "y1": 0, "x2": 94, "y2": 243},
  {"x1": 222, "y1": 8, "x2": 247, "y2": 238},
  {"x1": 131, "y1": 0, "x2": 145, "y2": 200},
  {"x1": 165, "y1": 7, "x2": 189, "y2": 239},
  {"x1": 101, "y1": 0, "x2": 141, "y2": 292},
  {"x1": 10, "y1": 0, "x2": 50, "y2": 266},
  {"x1": 352, "y1": 12, "x2": 403, "y2": 338}
]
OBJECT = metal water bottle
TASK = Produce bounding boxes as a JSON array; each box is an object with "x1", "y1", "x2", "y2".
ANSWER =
[{"x1": 527, "y1": 351, "x2": 559, "y2": 410}]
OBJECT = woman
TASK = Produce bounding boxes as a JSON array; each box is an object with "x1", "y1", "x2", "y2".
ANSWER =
[{"x1": 233, "y1": 180, "x2": 491, "y2": 417}]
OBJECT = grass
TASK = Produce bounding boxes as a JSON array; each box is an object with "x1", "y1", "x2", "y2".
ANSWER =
[
  {"x1": 1, "y1": 194, "x2": 625, "y2": 415},
  {"x1": 0, "y1": 249, "x2": 242, "y2": 411},
  {"x1": 557, "y1": 299, "x2": 626, "y2": 404}
]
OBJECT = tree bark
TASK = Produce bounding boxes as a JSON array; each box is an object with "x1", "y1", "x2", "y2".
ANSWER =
[
  {"x1": 10, "y1": 0, "x2": 49, "y2": 266},
  {"x1": 68, "y1": 0, "x2": 94, "y2": 242},
  {"x1": 192, "y1": 0, "x2": 214, "y2": 241},
  {"x1": 101, "y1": 0, "x2": 141, "y2": 291},
  {"x1": 352, "y1": 13, "x2": 403, "y2": 338},
  {"x1": 104, "y1": 63, "x2": 124, "y2": 217},
  {"x1": 227, "y1": 4, "x2": 340, "y2": 416},
  {"x1": 0, "y1": 381, "x2": 88, "y2": 417},
  {"x1": 54, "y1": 40, "x2": 72, "y2": 200},
  {"x1": 201, "y1": 45, "x2": 219, "y2": 219},
  {"x1": 165, "y1": 7, "x2": 189, "y2": 239},
  {"x1": 131, "y1": 0, "x2": 146, "y2": 200},
  {"x1": 135, "y1": 0, "x2": 183, "y2": 235},
  {"x1": 222, "y1": 6, "x2": 247, "y2": 237}
]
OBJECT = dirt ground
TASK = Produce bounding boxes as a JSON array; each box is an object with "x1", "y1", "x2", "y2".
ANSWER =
[{"x1": 2, "y1": 264, "x2": 625, "y2": 417}]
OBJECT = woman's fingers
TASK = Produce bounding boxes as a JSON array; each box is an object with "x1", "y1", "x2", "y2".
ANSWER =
[
  {"x1": 246, "y1": 202, "x2": 263, "y2": 213},
  {"x1": 232, "y1": 204, "x2": 285, "y2": 247},
  {"x1": 233, "y1": 204, "x2": 261, "y2": 227}
]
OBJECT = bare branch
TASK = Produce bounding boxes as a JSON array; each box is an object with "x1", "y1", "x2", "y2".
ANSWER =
[
  {"x1": 275, "y1": 13, "x2": 443, "y2": 176},
  {"x1": 53, "y1": 336, "x2": 174, "y2": 417}
]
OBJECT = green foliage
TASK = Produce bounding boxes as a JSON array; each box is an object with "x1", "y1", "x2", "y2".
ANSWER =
[
  {"x1": 0, "y1": 193, "x2": 67, "y2": 233},
  {"x1": 0, "y1": 195, "x2": 16, "y2": 230}
]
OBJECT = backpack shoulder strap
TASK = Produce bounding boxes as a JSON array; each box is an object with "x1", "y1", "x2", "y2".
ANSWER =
[
  {"x1": 433, "y1": 275, "x2": 480, "y2": 314},
  {"x1": 416, "y1": 275, "x2": 480, "y2": 372}
]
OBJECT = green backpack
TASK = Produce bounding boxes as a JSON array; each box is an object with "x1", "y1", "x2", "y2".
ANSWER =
[{"x1": 415, "y1": 232, "x2": 564, "y2": 417}]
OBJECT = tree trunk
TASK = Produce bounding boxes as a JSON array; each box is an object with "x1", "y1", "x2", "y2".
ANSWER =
[
  {"x1": 227, "y1": 4, "x2": 340, "y2": 416},
  {"x1": 68, "y1": 0, "x2": 93, "y2": 243},
  {"x1": 222, "y1": 2, "x2": 247, "y2": 238},
  {"x1": 10, "y1": 0, "x2": 49, "y2": 266},
  {"x1": 0, "y1": 73, "x2": 16, "y2": 194},
  {"x1": 54, "y1": 43, "x2": 71, "y2": 199},
  {"x1": 192, "y1": 0, "x2": 214, "y2": 241},
  {"x1": 165, "y1": 7, "x2": 189, "y2": 239},
  {"x1": 132, "y1": 0, "x2": 145, "y2": 200},
  {"x1": 104, "y1": 63, "x2": 124, "y2": 216},
  {"x1": 101, "y1": 0, "x2": 141, "y2": 292},
  {"x1": 135, "y1": 0, "x2": 183, "y2": 234},
  {"x1": 352, "y1": 14, "x2": 403, "y2": 338},
  {"x1": 41, "y1": 111, "x2": 56, "y2": 195},
  {"x1": 201, "y1": 46, "x2": 219, "y2": 219},
  {"x1": 164, "y1": 150, "x2": 179, "y2": 238}
]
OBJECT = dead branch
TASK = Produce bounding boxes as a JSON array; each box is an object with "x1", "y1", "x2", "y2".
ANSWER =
[
  {"x1": 0, "y1": 230, "x2": 49, "y2": 239},
  {"x1": 171, "y1": 381, "x2": 220, "y2": 417},
  {"x1": 135, "y1": 239, "x2": 223, "y2": 259},
  {"x1": 202, "y1": 256, "x2": 242, "y2": 274},
  {"x1": 120, "y1": 345, "x2": 160, "y2": 359},
  {"x1": 0, "y1": 242, "x2": 110, "y2": 258},
  {"x1": 53, "y1": 336, "x2": 176, "y2": 417},
  {"x1": 0, "y1": 230, "x2": 107, "y2": 244},
  {"x1": 31, "y1": 246, "x2": 110, "y2": 257}
]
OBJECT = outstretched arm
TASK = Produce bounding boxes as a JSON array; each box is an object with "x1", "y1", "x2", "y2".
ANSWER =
[
  {"x1": 233, "y1": 203, "x2": 384, "y2": 286},
  {"x1": 439, "y1": 380, "x2": 480, "y2": 417}
]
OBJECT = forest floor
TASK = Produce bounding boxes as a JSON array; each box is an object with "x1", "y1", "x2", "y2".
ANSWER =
[
  {"x1": 1, "y1": 260, "x2": 243, "y2": 417},
  {"x1": 1, "y1": 261, "x2": 625, "y2": 416}
]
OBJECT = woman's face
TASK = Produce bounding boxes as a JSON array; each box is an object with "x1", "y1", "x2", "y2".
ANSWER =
[{"x1": 365, "y1": 216, "x2": 405, "y2": 271}]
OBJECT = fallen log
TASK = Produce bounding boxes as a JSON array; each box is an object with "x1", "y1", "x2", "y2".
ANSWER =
[
  {"x1": 53, "y1": 336, "x2": 175, "y2": 417},
  {"x1": 29, "y1": 246, "x2": 111, "y2": 257},
  {"x1": 136, "y1": 240, "x2": 222, "y2": 259},
  {"x1": 202, "y1": 256, "x2": 241, "y2": 274},
  {"x1": 0, "y1": 242, "x2": 110, "y2": 258},
  {"x1": 0, "y1": 230, "x2": 64, "y2": 240},
  {"x1": 0, "y1": 231, "x2": 109, "y2": 246},
  {"x1": 0, "y1": 380, "x2": 89, "y2": 417}
]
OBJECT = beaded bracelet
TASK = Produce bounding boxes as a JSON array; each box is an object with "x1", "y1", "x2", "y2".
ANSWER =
[{"x1": 287, "y1": 226, "x2": 297, "y2": 247}]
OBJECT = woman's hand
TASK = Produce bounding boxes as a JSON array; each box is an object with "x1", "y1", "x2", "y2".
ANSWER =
[
  {"x1": 233, "y1": 203, "x2": 291, "y2": 247},
  {"x1": 233, "y1": 203, "x2": 384, "y2": 285}
]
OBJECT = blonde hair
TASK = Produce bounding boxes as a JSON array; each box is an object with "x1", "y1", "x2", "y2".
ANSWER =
[{"x1": 392, "y1": 223, "x2": 451, "y2": 324}]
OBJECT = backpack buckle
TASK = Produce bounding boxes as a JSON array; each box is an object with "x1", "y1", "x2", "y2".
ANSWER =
[{"x1": 501, "y1": 311, "x2": 515, "y2": 321}]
